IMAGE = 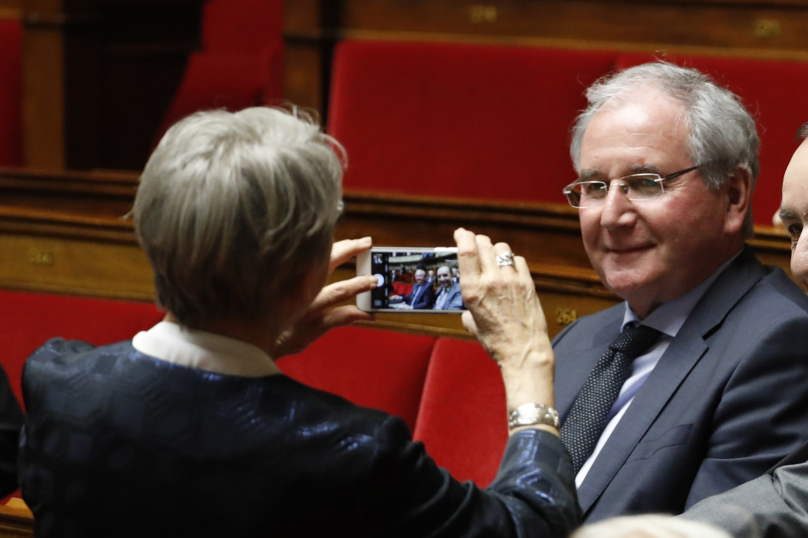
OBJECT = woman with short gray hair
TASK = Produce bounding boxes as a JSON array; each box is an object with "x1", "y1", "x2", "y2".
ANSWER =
[{"x1": 18, "y1": 107, "x2": 579, "y2": 537}]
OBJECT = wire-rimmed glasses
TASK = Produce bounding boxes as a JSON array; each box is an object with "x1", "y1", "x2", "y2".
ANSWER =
[{"x1": 562, "y1": 164, "x2": 702, "y2": 208}]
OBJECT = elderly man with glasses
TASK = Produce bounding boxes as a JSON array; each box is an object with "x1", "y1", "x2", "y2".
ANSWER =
[{"x1": 548, "y1": 62, "x2": 808, "y2": 523}]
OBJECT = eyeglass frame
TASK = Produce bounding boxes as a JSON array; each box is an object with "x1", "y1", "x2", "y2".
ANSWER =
[{"x1": 562, "y1": 164, "x2": 703, "y2": 208}]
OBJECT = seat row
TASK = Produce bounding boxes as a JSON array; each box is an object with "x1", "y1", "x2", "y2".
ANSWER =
[{"x1": 329, "y1": 40, "x2": 808, "y2": 225}]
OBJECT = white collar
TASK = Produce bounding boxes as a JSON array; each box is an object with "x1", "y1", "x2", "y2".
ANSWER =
[{"x1": 132, "y1": 321, "x2": 281, "y2": 377}]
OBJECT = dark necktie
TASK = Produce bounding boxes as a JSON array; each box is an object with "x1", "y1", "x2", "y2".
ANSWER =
[{"x1": 560, "y1": 324, "x2": 662, "y2": 474}]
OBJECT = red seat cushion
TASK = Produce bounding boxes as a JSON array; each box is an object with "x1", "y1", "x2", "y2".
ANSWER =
[
  {"x1": 617, "y1": 53, "x2": 808, "y2": 226},
  {"x1": 328, "y1": 40, "x2": 617, "y2": 204},
  {"x1": 277, "y1": 326, "x2": 436, "y2": 432},
  {"x1": 413, "y1": 338, "x2": 507, "y2": 487},
  {"x1": 0, "y1": 290, "x2": 164, "y2": 406},
  {"x1": 0, "y1": 17, "x2": 22, "y2": 167}
]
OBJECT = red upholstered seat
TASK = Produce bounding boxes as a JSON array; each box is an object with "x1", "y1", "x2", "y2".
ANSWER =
[
  {"x1": 328, "y1": 40, "x2": 617, "y2": 204},
  {"x1": 617, "y1": 53, "x2": 808, "y2": 226},
  {"x1": 155, "y1": 0, "x2": 283, "y2": 141},
  {"x1": 277, "y1": 326, "x2": 436, "y2": 432},
  {"x1": 154, "y1": 51, "x2": 269, "y2": 143},
  {"x1": 0, "y1": 17, "x2": 22, "y2": 167},
  {"x1": 0, "y1": 290, "x2": 164, "y2": 406},
  {"x1": 413, "y1": 338, "x2": 507, "y2": 487},
  {"x1": 201, "y1": 0, "x2": 283, "y2": 54},
  {"x1": 391, "y1": 282, "x2": 412, "y2": 296}
]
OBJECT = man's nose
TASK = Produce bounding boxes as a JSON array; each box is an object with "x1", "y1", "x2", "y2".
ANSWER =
[
  {"x1": 792, "y1": 235, "x2": 808, "y2": 292},
  {"x1": 600, "y1": 182, "x2": 638, "y2": 229}
]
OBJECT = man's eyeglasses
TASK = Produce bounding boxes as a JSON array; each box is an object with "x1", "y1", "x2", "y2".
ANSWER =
[{"x1": 562, "y1": 164, "x2": 702, "y2": 208}]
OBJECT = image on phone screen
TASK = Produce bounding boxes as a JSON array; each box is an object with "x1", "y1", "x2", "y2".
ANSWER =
[{"x1": 358, "y1": 248, "x2": 465, "y2": 313}]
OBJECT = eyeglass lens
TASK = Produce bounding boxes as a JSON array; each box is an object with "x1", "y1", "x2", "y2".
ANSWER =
[{"x1": 565, "y1": 174, "x2": 664, "y2": 207}]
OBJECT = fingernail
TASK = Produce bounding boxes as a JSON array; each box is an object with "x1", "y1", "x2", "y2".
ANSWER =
[{"x1": 360, "y1": 237, "x2": 372, "y2": 247}]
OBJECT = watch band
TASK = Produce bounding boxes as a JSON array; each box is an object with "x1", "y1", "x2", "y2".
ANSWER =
[{"x1": 508, "y1": 403, "x2": 560, "y2": 430}]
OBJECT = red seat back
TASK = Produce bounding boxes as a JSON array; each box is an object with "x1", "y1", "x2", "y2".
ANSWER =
[
  {"x1": 0, "y1": 290, "x2": 164, "y2": 406},
  {"x1": 328, "y1": 40, "x2": 617, "y2": 204},
  {"x1": 277, "y1": 326, "x2": 436, "y2": 432},
  {"x1": 201, "y1": 0, "x2": 283, "y2": 54},
  {"x1": 0, "y1": 17, "x2": 22, "y2": 167},
  {"x1": 617, "y1": 53, "x2": 808, "y2": 226},
  {"x1": 413, "y1": 337, "x2": 508, "y2": 487}
]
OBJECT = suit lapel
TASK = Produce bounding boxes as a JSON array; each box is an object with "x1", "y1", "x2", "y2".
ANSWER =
[
  {"x1": 577, "y1": 322, "x2": 708, "y2": 513},
  {"x1": 412, "y1": 284, "x2": 423, "y2": 304},
  {"x1": 576, "y1": 247, "x2": 767, "y2": 515}
]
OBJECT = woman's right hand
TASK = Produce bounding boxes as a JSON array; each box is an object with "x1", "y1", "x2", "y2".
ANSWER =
[{"x1": 454, "y1": 228, "x2": 557, "y2": 429}]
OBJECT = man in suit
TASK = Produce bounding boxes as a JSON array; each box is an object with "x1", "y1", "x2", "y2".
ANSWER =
[
  {"x1": 553, "y1": 61, "x2": 808, "y2": 523},
  {"x1": 433, "y1": 265, "x2": 464, "y2": 310},
  {"x1": 680, "y1": 124, "x2": 808, "y2": 537},
  {"x1": 391, "y1": 268, "x2": 436, "y2": 309}
]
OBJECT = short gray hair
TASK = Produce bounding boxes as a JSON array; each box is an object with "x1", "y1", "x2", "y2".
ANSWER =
[
  {"x1": 572, "y1": 515, "x2": 733, "y2": 538},
  {"x1": 570, "y1": 61, "x2": 759, "y2": 236},
  {"x1": 134, "y1": 107, "x2": 344, "y2": 328}
]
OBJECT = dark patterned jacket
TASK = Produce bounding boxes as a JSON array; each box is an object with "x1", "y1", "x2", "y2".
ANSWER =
[{"x1": 20, "y1": 339, "x2": 580, "y2": 538}]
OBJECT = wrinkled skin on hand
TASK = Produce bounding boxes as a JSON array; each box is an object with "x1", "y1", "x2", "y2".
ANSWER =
[
  {"x1": 454, "y1": 228, "x2": 553, "y2": 371},
  {"x1": 274, "y1": 238, "x2": 377, "y2": 359}
]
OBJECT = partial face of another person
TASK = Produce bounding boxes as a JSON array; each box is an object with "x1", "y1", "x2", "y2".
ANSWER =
[
  {"x1": 578, "y1": 85, "x2": 737, "y2": 317},
  {"x1": 414, "y1": 269, "x2": 426, "y2": 285},
  {"x1": 437, "y1": 266, "x2": 452, "y2": 288},
  {"x1": 780, "y1": 139, "x2": 808, "y2": 291}
]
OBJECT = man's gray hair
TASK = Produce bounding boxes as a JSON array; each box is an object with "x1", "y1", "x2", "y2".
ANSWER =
[
  {"x1": 797, "y1": 122, "x2": 808, "y2": 140},
  {"x1": 570, "y1": 61, "x2": 759, "y2": 236},
  {"x1": 134, "y1": 107, "x2": 344, "y2": 328}
]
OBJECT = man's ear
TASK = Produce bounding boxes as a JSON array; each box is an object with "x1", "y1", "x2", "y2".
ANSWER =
[{"x1": 724, "y1": 165, "x2": 753, "y2": 235}]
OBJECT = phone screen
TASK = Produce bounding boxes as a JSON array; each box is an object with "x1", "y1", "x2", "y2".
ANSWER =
[{"x1": 369, "y1": 250, "x2": 465, "y2": 311}]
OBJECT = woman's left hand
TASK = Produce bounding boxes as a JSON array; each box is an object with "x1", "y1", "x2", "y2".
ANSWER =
[{"x1": 274, "y1": 237, "x2": 377, "y2": 359}]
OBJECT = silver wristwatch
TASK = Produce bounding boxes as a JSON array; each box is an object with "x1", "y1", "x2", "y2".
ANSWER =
[{"x1": 508, "y1": 403, "x2": 560, "y2": 430}]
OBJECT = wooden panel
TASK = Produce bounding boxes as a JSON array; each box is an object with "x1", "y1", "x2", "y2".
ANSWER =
[
  {"x1": 0, "y1": 168, "x2": 794, "y2": 337},
  {"x1": 337, "y1": 0, "x2": 808, "y2": 55},
  {"x1": 22, "y1": 1, "x2": 64, "y2": 170},
  {"x1": 285, "y1": 0, "x2": 808, "y2": 120},
  {"x1": 284, "y1": 41, "x2": 323, "y2": 112},
  {"x1": 0, "y1": 4, "x2": 21, "y2": 15},
  {"x1": 0, "y1": 505, "x2": 32, "y2": 538},
  {"x1": 0, "y1": 233, "x2": 153, "y2": 300}
]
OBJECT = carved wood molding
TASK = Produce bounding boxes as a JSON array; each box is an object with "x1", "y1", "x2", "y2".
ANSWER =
[
  {"x1": 0, "y1": 166, "x2": 792, "y2": 258},
  {"x1": 0, "y1": 505, "x2": 33, "y2": 538}
]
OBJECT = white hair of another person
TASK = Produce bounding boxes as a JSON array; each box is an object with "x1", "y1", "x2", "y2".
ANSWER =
[
  {"x1": 133, "y1": 106, "x2": 345, "y2": 328},
  {"x1": 572, "y1": 515, "x2": 734, "y2": 538}
]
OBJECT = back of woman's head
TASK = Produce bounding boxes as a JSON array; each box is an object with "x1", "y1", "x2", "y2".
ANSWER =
[{"x1": 134, "y1": 107, "x2": 344, "y2": 328}]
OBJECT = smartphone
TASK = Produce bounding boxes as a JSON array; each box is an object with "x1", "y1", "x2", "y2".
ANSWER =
[{"x1": 357, "y1": 247, "x2": 466, "y2": 313}]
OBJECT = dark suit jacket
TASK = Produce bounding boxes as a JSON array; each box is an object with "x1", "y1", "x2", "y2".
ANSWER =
[
  {"x1": 20, "y1": 338, "x2": 581, "y2": 538},
  {"x1": 402, "y1": 282, "x2": 436, "y2": 309},
  {"x1": 434, "y1": 283, "x2": 464, "y2": 310},
  {"x1": 0, "y1": 364, "x2": 22, "y2": 497},
  {"x1": 553, "y1": 247, "x2": 808, "y2": 523},
  {"x1": 682, "y1": 435, "x2": 808, "y2": 537}
]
